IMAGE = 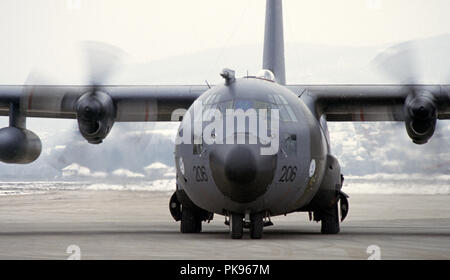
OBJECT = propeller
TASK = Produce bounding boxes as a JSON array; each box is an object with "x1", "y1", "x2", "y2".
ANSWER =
[
  {"x1": 22, "y1": 41, "x2": 126, "y2": 113},
  {"x1": 372, "y1": 40, "x2": 421, "y2": 84},
  {"x1": 80, "y1": 41, "x2": 126, "y2": 89},
  {"x1": 74, "y1": 41, "x2": 126, "y2": 144},
  {"x1": 372, "y1": 37, "x2": 450, "y2": 144},
  {"x1": 372, "y1": 35, "x2": 450, "y2": 84},
  {"x1": 367, "y1": 35, "x2": 450, "y2": 172},
  {"x1": 22, "y1": 41, "x2": 126, "y2": 147}
]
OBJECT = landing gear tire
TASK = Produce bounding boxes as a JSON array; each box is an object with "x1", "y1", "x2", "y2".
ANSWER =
[
  {"x1": 229, "y1": 213, "x2": 244, "y2": 239},
  {"x1": 250, "y1": 212, "x2": 264, "y2": 239},
  {"x1": 180, "y1": 207, "x2": 202, "y2": 233},
  {"x1": 320, "y1": 204, "x2": 340, "y2": 234}
]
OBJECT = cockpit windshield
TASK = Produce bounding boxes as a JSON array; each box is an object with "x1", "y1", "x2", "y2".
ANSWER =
[
  {"x1": 201, "y1": 99, "x2": 297, "y2": 122},
  {"x1": 234, "y1": 99, "x2": 297, "y2": 122},
  {"x1": 200, "y1": 88, "x2": 298, "y2": 122}
]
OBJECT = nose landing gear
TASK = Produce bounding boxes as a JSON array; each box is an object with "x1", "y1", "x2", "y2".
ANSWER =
[
  {"x1": 229, "y1": 213, "x2": 244, "y2": 239},
  {"x1": 249, "y1": 212, "x2": 264, "y2": 239},
  {"x1": 227, "y1": 212, "x2": 266, "y2": 239}
]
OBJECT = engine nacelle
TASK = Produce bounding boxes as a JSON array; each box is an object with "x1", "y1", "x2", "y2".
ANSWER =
[
  {"x1": 76, "y1": 91, "x2": 115, "y2": 144},
  {"x1": 0, "y1": 127, "x2": 42, "y2": 164},
  {"x1": 404, "y1": 92, "x2": 437, "y2": 144}
]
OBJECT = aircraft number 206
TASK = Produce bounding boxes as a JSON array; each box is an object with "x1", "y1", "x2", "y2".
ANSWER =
[
  {"x1": 193, "y1": 165, "x2": 208, "y2": 182},
  {"x1": 279, "y1": 166, "x2": 297, "y2": 182}
]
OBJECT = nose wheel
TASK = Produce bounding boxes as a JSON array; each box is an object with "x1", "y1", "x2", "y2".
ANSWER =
[
  {"x1": 229, "y1": 213, "x2": 244, "y2": 239},
  {"x1": 250, "y1": 212, "x2": 264, "y2": 239},
  {"x1": 228, "y1": 212, "x2": 265, "y2": 239}
]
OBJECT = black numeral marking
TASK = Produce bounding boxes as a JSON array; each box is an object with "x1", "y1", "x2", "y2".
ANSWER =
[
  {"x1": 193, "y1": 165, "x2": 208, "y2": 182},
  {"x1": 279, "y1": 166, "x2": 297, "y2": 182}
]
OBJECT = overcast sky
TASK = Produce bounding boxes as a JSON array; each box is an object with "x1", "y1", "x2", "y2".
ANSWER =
[{"x1": 0, "y1": 0, "x2": 449, "y2": 83}]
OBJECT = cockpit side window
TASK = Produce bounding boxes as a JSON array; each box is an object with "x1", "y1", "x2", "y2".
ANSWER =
[{"x1": 283, "y1": 104, "x2": 297, "y2": 122}]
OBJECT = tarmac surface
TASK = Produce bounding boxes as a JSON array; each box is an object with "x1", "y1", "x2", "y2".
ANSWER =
[{"x1": 0, "y1": 190, "x2": 449, "y2": 259}]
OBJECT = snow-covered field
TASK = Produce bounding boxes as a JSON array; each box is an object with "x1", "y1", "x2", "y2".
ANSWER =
[
  {"x1": 1, "y1": 175, "x2": 448, "y2": 196},
  {"x1": 0, "y1": 179, "x2": 176, "y2": 196},
  {"x1": 343, "y1": 174, "x2": 450, "y2": 195}
]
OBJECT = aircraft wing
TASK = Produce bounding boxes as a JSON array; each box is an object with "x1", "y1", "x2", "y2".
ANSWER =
[
  {"x1": 291, "y1": 84, "x2": 450, "y2": 121},
  {"x1": 2, "y1": 84, "x2": 450, "y2": 122},
  {"x1": 0, "y1": 85, "x2": 208, "y2": 121}
]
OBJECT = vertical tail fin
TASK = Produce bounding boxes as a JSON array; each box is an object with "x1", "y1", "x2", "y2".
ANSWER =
[{"x1": 263, "y1": 0, "x2": 286, "y2": 85}]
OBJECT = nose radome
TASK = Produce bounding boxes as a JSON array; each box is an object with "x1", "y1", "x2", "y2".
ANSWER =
[
  {"x1": 224, "y1": 146, "x2": 257, "y2": 184},
  {"x1": 209, "y1": 143, "x2": 277, "y2": 203}
]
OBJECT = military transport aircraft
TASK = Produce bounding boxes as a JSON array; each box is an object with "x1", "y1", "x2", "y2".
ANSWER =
[{"x1": 0, "y1": 0, "x2": 449, "y2": 239}]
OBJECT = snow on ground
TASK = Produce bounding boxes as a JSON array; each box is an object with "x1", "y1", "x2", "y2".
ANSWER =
[{"x1": 0, "y1": 175, "x2": 448, "y2": 196}]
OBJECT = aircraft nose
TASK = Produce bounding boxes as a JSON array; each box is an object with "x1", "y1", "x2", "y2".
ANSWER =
[
  {"x1": 224, "y1": 146, "x2": 257, "y2": 184},
  {"x1": 209, "y1": 143, "x2": 277, "y2": 203}
]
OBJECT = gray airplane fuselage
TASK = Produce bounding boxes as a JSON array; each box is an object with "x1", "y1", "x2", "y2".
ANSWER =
[{"x1": 175, "y1": 77, "x2": 333, "y2": 216}]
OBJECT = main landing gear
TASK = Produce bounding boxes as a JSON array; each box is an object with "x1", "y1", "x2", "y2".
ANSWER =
[
  {"x1": 169, "y1": 191, "x2": 213, "y2": 234},
  {"x1": 312, "y1": 190, "x2": 349, "y2": 234},
  {"x1": 317, "y1": 204, "x2": 340, "y2": 234}
]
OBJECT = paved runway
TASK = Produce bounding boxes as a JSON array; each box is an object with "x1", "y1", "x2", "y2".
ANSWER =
[{"x1": 0, "y1": 190, "x2": 449, "y2": 259}]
